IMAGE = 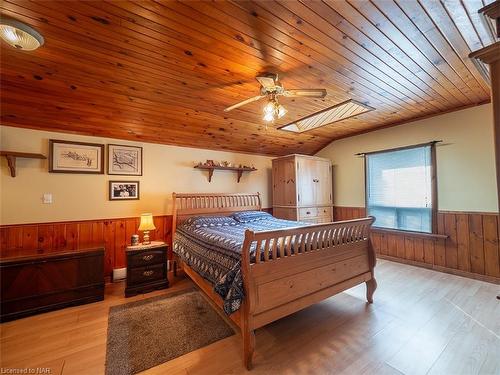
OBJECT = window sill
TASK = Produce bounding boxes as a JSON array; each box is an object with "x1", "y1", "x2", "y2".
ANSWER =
[{"x1": 371, "y1": 227, "x2": 448, "y2": 240}]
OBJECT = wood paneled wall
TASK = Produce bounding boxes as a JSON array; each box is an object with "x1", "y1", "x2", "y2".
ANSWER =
[
  {"x1": 2, "y1": 207, "x2": 497, "y2": 283},
  {"x1": 334, "y1": 207, "x2": 500, "y2": 284},
  {"x1": 0, "y1": 208, "x2": 273, "y2": 278},
  {"x1": 0, "y1": 216, "x2": 172, "y2": 277}
]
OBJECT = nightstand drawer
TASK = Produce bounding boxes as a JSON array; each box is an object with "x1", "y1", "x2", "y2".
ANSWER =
[
  {"x1": 127, "y1": 249, "x2": 165, "y2": 268},
  {"x1": 128, "y1": 264, "x2": 165, "y2": 285},
  {"x1": 125, "y1": 242, "x2": 168, "y2": 297}
]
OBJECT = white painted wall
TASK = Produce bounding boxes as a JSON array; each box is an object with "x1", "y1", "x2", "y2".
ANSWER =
[
  {"x1": 0, "y1": 126, "x2": 273, "y2": 224},
  {"x1": 316, "y1": 103, "x2": 498, "y2": 213}
]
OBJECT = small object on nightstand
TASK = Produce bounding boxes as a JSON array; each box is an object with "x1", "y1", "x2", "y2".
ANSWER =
[
  {"x1": 125, "y1": 241, "x2": 168, "y2": 297},
  {"x1": 131, "y1": 234, "x2": 139, "y2": 246},
  {"x1": 138, "y1": 213, "x2": 156, "y2": 245}
]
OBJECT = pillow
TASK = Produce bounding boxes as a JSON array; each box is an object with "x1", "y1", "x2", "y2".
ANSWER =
[
  {"x1": 184, "y1": 216, "x2": 237, "y2": 228},
  {"x1": 231, "y1": 210, "x2": 272, "y2": 223}
]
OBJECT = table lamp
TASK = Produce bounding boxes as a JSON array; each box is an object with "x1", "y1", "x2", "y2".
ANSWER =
[{"x1": 138, "y1": 213, "x2": 156, "y2": 245}]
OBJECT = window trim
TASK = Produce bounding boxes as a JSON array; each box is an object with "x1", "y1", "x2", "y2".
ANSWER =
[
  {"x1": 371, "y1": 227, "x2": 447, "y2": 240},
  {"x1": 363, "y1": 142, "x2": 438, "y2": 234}
]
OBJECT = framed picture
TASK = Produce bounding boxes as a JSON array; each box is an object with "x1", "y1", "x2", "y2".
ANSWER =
[
  {"x1": 109, "y1": 181, "x2": 140, "y2": 200},
  {"x1": 108, "y1": 144, "x2": 143, "y2": 176},
  {"x1": 49, "y1": 140, "x2": 104, "y2": 174}
]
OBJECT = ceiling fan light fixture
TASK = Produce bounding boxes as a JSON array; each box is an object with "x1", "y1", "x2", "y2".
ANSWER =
[
  {"x1": 263, "y1": 112, "x2": 274, "y2": 122},
  {"x1": 262, "y1": 99, "x2": 287, "y2": 122},
  {"x1": 263, "y1": 101, "x2": 275, "y2": 115},
  {"x1": 0, "y1": 18, "x2": 44, "y2": 51},
  {"x1": 224, "y1": 74, "x2": 327, "y2": 119},
  {"x1": 277, "y1": 104, "x2": 287, "y2": 118}
]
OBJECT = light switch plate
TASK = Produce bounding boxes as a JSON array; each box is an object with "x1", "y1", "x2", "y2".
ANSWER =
[{"x1": 43, "y1": 193, "x2": 53, "y2": 204}]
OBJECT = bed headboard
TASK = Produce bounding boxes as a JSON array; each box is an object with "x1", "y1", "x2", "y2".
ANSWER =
[{"x1": 172, "y1": 192, "x2": 261, "y2": 232}]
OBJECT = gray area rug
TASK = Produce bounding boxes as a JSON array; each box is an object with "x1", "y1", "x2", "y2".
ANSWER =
[{"x1": 105, "y1": 289, "x2": 234, "y2": 375}]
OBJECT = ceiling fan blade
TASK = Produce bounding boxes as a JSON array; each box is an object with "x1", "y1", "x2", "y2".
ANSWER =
[
  {"x1": 224, "y1": 95, "x2": 265, "y2": 112},
  {"x1": 256, "y1": 76, "x2": 277, "y2": 89},
  {"x1": 283, "y1": 89, "x2": 327, "y2": 98}
]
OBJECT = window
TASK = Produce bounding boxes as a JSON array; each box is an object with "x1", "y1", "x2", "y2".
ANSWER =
[{"x1": 365, "y1": 144, "x2": 435, "y2": 233}]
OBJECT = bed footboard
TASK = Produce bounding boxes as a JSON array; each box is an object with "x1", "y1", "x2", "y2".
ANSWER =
[{"x1": 240, "y1": 217, "x2": 376, "y2": 369}]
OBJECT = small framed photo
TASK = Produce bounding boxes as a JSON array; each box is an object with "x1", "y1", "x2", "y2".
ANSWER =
[
  {"x1": 49, "y1": 140, "x2": 104, "y2": 174},
  {"x1": 108, "y1": 144, "x2": 143, "y2": 176},
  {"x1": 109, "y1": 181, "x2": 140, "y2": 200}
]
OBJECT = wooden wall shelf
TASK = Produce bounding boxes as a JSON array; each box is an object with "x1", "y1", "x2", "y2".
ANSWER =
[
  {"x1": 0, "y1": 151, "x2": 46, "y2": 177},
  {"x1": 194, "y1": 165, "x2": 257, "y2": 183}
]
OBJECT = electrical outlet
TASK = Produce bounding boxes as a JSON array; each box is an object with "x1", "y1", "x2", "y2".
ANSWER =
[
  {"x1": 113, "y1": 268, "x2": 127, "y2": 281},
  {"x1": 43, "y1": 193, "x2": 53, "y2": 204}
]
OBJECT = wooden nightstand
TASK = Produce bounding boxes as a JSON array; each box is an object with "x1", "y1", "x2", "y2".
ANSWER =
[{"x1": 125, "y1": 241, "x2": 169, "y2": 297}]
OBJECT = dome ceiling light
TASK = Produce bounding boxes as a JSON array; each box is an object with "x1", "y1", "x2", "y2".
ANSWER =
[{"x1": 0, "y1": 18, "x2": 44, "y2": 51}]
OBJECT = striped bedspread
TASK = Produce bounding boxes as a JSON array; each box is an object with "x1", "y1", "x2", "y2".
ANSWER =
[{"x1": 173, "y1": 212, "x2": 306, "y2": 314}]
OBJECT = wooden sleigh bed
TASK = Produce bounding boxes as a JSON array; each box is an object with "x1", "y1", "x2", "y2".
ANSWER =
[{"x1": 172, "y1": 192, "x2": 377, "y2": 370}]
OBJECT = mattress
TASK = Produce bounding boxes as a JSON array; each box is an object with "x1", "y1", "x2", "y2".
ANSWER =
[{"x1": 173, "y1": 212, "x2": 307, "y2": 314}]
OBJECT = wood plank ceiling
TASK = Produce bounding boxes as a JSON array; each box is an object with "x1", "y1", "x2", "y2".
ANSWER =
[{"x1": 0, "y1": 0, "x2": 496, "y2": 156}]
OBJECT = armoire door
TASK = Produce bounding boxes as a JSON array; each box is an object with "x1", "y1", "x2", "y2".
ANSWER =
[
  {"x1": 297, "y1": 157, "x2": 316, "y2": 206},
  {"x1": 313, "y1": 160, "x2": 333, "y2": 205},
  {"x1": 273, "y1": 158, "x2": 297, "y2": 206}
]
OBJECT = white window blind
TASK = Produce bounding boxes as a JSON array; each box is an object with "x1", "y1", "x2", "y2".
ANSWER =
[{"x1": 366, "y1": 145, "x2": 433, "y2": 233}]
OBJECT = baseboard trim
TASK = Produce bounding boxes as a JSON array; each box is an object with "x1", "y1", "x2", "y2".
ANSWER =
[{"x1": 377, "y1": 254, "x2": 500, "y2": 285}]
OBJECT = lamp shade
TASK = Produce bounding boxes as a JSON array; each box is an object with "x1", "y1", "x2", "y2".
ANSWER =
[{"x1": 138, "y1": 213, "x2": 156, "y2": 231}]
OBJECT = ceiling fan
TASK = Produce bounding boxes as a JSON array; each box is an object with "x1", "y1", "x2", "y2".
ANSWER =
[{"x1": 223, "y1": 73, "x2": 327, "y2": 122}]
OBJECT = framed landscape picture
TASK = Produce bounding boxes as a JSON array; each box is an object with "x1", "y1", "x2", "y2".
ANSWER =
[
  {"x1": 108, "y1": 144, "x2": 143, "y2": 176},
  {"x1": 109, "y1": 181, "x2": 140, "y2": 200},
  {"x1": 49, "y1": 140, "x2": 104, "y2": 174}
]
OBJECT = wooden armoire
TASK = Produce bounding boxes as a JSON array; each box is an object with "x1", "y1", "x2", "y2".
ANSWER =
[{"x1": 272, "y1": 154, "x2": 333, "y2": 223}]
